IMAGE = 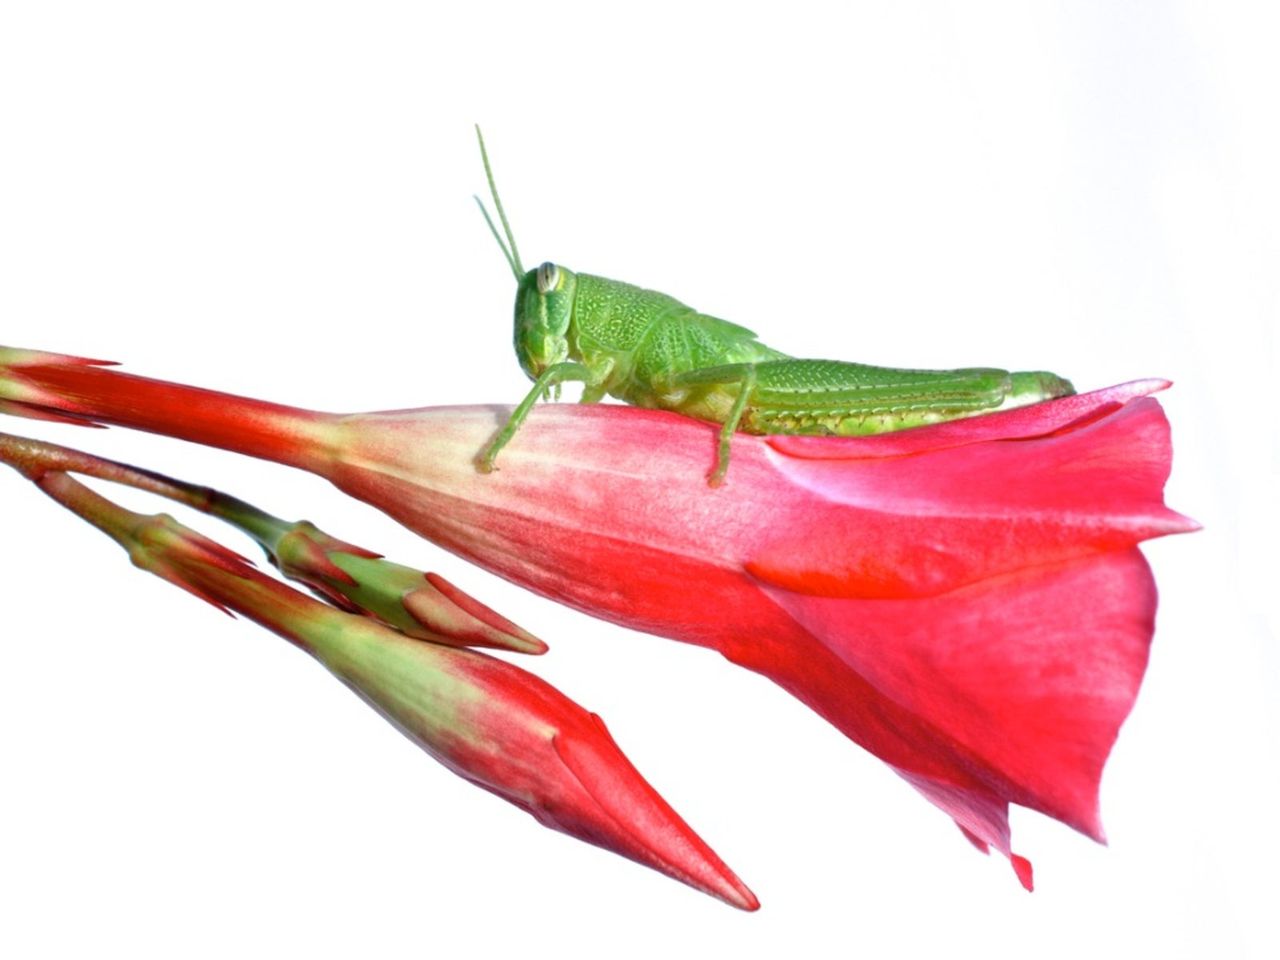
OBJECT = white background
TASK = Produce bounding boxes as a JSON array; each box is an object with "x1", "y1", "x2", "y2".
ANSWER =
[{"x1": 1, "y1": 3, "x2": 1275, "y2": 957}]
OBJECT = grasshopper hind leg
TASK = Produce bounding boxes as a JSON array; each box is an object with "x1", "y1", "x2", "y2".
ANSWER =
[
  {"x1": 664, "y1": 357, "x2": 1069, "y2": 485},
  {"x1": 711, "y1": 365, "x2": 758, "y2": 486},
  {"x1": 665, "y1": 362, "x2": 761, "y2": 487}
]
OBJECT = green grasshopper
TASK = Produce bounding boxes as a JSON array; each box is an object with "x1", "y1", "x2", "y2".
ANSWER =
[{"x1": 472, "y1": 129, "x2": 1074, "y2": 485}]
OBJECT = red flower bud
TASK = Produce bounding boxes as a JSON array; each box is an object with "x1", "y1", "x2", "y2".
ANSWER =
[{"x1": 0, "y1": 457, "x2": 757, "y2": 909}]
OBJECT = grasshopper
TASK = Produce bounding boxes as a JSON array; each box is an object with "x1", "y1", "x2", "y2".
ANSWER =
[{"x1": 472, "y1": 129, "x2": 1074, "y2": 485}]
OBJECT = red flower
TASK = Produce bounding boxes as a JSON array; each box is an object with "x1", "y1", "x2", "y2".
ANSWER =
[{"x1": 0, "y1": 348, "x2": 1198, "y2": 886}]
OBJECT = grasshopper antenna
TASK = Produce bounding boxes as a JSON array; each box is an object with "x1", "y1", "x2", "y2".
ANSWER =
[{"x1": 474, "y1": 125, "x2": 525, "y2": 281}]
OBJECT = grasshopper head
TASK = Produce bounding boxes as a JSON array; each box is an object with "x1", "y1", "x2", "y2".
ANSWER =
[
  {"x1": 514, "y1": 261, "x2": 577, "y2": 379},
  {"x1": 472, "y1": 129, "x2": 578, "y2": 379}
]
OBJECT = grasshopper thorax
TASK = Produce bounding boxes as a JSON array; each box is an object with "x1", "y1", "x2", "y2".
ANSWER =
[{"x1": 514, "y1": 261, "x2": 578, "y2": 380}]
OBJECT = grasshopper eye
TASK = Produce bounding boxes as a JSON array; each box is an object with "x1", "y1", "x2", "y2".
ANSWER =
[{"x1": 536, "y1": 262, "x2": 560, "y2": 294}]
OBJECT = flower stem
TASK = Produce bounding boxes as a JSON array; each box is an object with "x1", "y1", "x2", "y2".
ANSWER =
[{"x1": 0, "y1": 348, "x2": 336, "y2": 472}]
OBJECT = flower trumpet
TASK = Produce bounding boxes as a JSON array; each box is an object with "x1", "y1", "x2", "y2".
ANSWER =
[
  {"x1": 0, "y1": 345, "x2": 1199, "y2": 885},
  {"x1": 0, "y1": 435, "x2": 757, "y2": 910}
]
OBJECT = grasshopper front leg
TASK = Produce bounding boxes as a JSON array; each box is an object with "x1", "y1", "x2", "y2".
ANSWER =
[{"x1": 477, "y1": 361, "x2": 592, "y2": 472}]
